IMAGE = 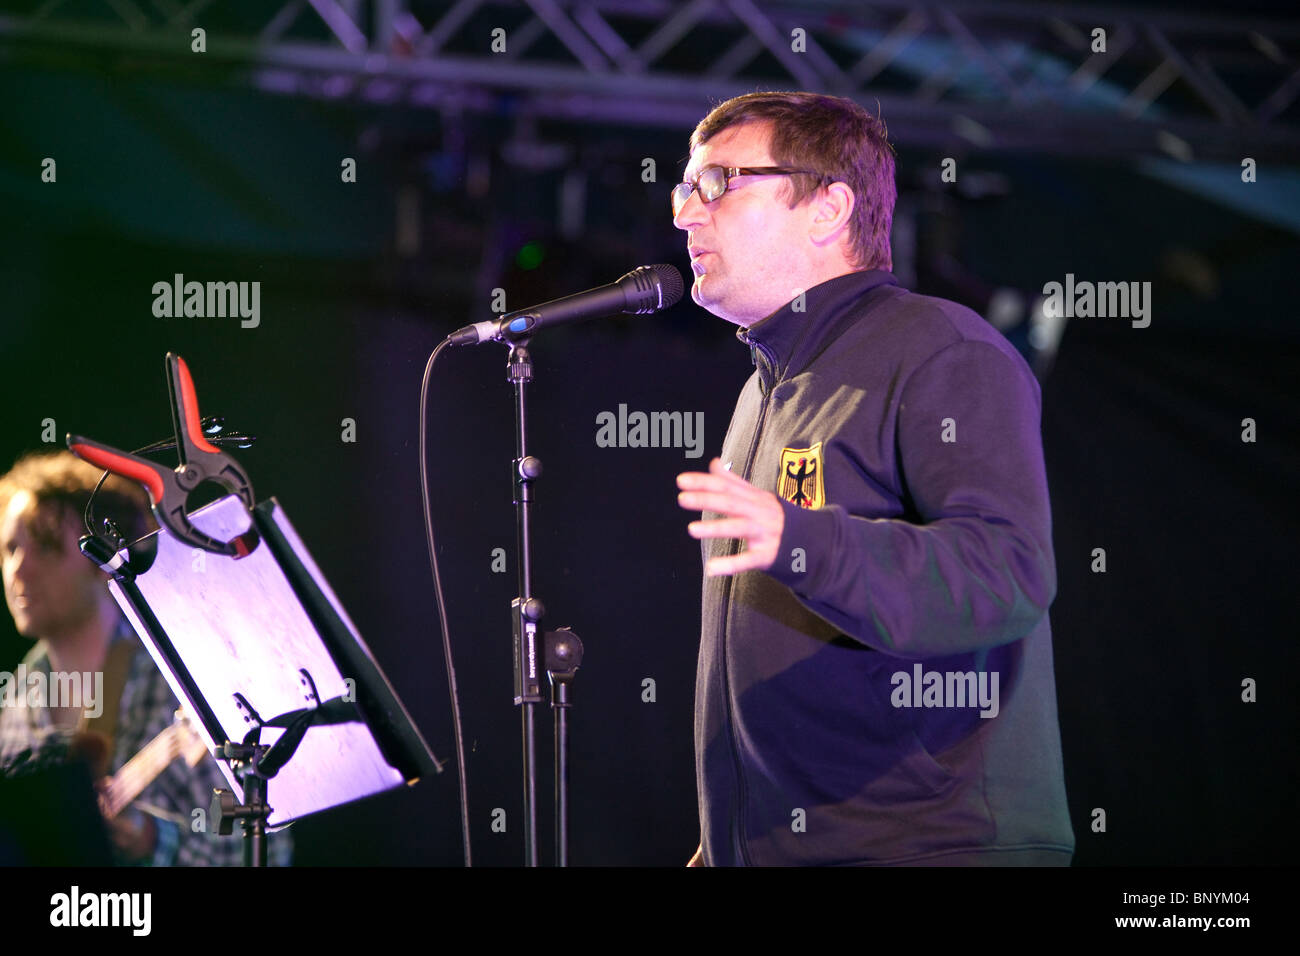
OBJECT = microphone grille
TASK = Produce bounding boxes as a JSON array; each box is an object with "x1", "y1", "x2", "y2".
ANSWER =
[
  {"x1": 649, "y1": 263, "x2": 685, "y2": 310},
  {"x1": 620, "y1": 264, "x2": 686, "y2": 313}
]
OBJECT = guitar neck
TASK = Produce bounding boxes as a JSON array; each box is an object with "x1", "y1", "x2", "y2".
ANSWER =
[{"x1": 101, "y1": 725, "x2": 183, "y2": 820}]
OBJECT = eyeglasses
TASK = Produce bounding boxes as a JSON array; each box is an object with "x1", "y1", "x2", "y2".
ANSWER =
[{"x1": 671, "y1": 165, "x2": 825, "y2": 218}]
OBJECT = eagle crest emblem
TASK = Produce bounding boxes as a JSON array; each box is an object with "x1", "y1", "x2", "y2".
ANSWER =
[{"x1": 778, "y1": 442, "x2": 825, "y2": 510}]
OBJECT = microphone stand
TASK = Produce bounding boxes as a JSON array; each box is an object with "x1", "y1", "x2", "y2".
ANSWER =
[
  {"x1": 506, "y1": 338, "x2": 544, "y2": 867},
  {"x1": 503, "y1": 338, "x2": 584, "y2": 868},
  {"x1": 546, "y1": 627, "x2": 582, "y2": 867},
  {"x1": 447, "y1": 265, "x2": 680, "y2": 866}
]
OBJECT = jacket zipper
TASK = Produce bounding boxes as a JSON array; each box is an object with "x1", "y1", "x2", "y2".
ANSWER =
[{"x1": 721, "y1": 338, "x2": 777, "y2": 864}]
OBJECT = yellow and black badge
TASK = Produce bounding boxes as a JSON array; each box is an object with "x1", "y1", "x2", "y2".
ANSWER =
[{"x1": 778, "y1": 442, "x2": 825, "y2": 510}]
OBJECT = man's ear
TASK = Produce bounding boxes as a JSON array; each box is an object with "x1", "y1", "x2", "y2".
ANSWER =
[{"x1": 808, "y1": 182, "x2": 855, "y2": 247}]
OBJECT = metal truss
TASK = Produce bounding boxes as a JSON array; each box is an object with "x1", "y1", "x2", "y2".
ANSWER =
[{"x1": 1, "y1": 0, "x2": 1298, "y2": 160}]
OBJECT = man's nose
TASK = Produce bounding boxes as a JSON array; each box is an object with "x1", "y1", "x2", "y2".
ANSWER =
[
  {"x1": 673, "y1": 188, "x2": 708, "y2": 230},
  {"x1": 6, "y1": 546, "x2": 34, "y2": 580}
]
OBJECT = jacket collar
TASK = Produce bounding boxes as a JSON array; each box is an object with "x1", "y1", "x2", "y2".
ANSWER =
[{"x1": 736, "y1": 269, "x2": 898, "y2": 390}]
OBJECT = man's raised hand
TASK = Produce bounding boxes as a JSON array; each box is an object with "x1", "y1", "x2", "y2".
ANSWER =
[{"x1": 677, "y1": 458, "x2": 784, "y2": 577}]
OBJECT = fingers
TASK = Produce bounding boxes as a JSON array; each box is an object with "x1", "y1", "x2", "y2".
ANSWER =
[
  {"x1": 677, "y1": 489, "x2": 769, "y2": 517},
  {"x1": 704, "y1": 550, "x2": 769, "y2": 578},
  {"x1": 677, "y1": 458, "x2": 750, "y2": 492},
  {"x1": 678, "y1": 457, "x2": 783, "y2": 576},
  {"x1": 706, "y1": 456, "x2": 748, "y2": 485},
  {"x1": 677, "y1": 460, "x2": 771, "y2": 516},
  {"x1": 687, "y1": 517, "x2": 754, "y2": 540}
]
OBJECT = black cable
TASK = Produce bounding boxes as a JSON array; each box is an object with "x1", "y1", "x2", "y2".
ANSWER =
[
  {"x1": 83, "y1": 469, "x2": 113, "y2": 541},
  {"x1": 419, "y1": 338, "x2": 472, "y2": 867}
]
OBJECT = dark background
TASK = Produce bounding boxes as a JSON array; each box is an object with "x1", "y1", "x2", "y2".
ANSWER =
[{"x1": 1, "y1": 0, "x2": 1297, "y2": 866}]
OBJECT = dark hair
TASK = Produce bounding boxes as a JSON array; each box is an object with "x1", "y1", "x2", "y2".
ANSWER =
[
  {"x1": 0, "y1": 450, "x2": 153, "y2": 552},
  {"x1": 690, "y1": 91, "x2": 896, "y2": 271}
]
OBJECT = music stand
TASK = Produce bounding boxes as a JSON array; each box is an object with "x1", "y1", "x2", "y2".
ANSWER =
[{"x1": 106, "y1": 492, "x2": 442, "y2": 864}]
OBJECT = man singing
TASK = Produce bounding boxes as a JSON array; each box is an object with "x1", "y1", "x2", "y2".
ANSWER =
[{"x1": 674, "y1": 92, "x2": 1073, "y2": 866}]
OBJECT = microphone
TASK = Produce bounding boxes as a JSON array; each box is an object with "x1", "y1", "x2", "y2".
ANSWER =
[{"x1": 448, "y1": 264, "x2": 684, "y2": 346}]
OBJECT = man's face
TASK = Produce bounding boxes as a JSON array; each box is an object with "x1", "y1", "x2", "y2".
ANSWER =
[
  {"x1": 1, "y1": 492, "x2": 104, "y2": 640},
  {"x1": 673, "y1": 121, "x2": 815, "y2": 327}
]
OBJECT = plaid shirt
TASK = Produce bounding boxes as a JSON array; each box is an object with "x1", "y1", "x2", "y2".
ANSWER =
[{"x1": 0, "y1": 618, "x2": 292, "y2": 866}]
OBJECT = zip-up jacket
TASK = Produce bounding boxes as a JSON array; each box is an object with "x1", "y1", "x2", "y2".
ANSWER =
[{"x1": 695, "y1": 268, "x2": 1074, "y2": 865}]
